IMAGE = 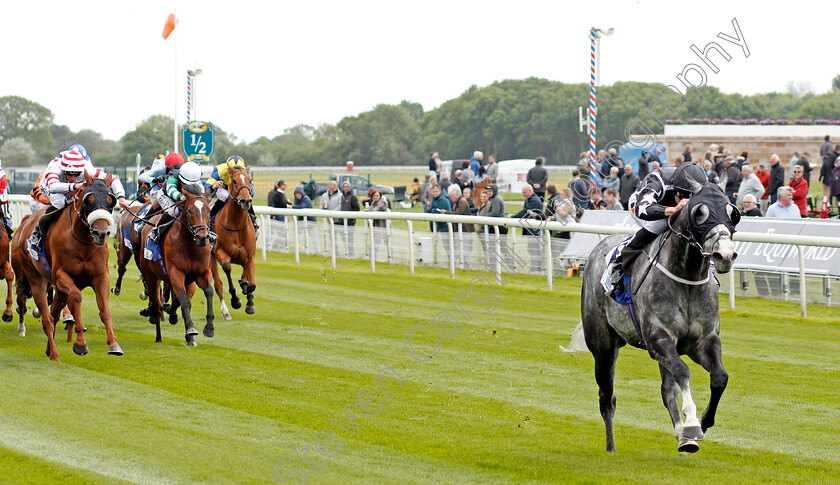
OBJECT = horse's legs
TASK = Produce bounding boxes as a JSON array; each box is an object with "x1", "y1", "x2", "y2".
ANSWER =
[
  {"x1": 146, "y1": 276, "x2": 163, "y2": 343},
  {"x1": 658, "y1": 363, "x2": 684, "y2": 440},
  {"x1": 584, "y1": 314, "x2": 621, "y2": 454},
  {"x1": 210, "y1": 255, "x2": 230, "y2": 320},
  {"x1": 48, "y1": 291, "x2": 70, "y2": 343},
  {"x1": 52, "y1": 271, "x2": 87, "y2": 356},
  {"x1": 647, "y1": 327, "x2": 704, "y2": 444},
  {"x1": 112, "y1": 239, "x2": 130, "y2": 296},
  {"x1": 241, "y1": 256, "x2": 256, "y2": 314},
  {"x1": 2, "y1": 262, "x2": 14, "y2": 322},
  {"x1": 222, "y1": 261, "x2": 241, "y2": 310},
  {"x1": 689, "y1": 334, "x2": 728, "y2": 433},
  {"x1": 170, "y1": 272, "x2": 198, "y2": 346},
  {"x1": 92, "y1": 273, "x2": 122, "y2": 355},
  {"x1": 32, "y1": 282, "x2": 58, "y2": 361},
  {"x1": 198, "y1": 271, "x2": 215, "y2": 338},
  {"x1": 15, "y1": 281, "x2": 27, "y2": 337}
]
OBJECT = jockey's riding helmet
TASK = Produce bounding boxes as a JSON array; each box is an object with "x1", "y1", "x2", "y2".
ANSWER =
[
  {"x1": 672, "y1": 162, "x2": 706, "y2": 196},
  {"x1": 179, "y1": 162, "x2": 204, "y2": 194},
  {"x1": 226, "y1": 155, "x2": 244, "y2": 166},
  {"x1": 68, "y1": 144, "x2": 89, "y2": 160},
  {"x1": 59, "y1": 150, "x2": 86, "y2": 176},
  {"x1": 165, "y1": 153, "x2": 184, "y2": 169}
]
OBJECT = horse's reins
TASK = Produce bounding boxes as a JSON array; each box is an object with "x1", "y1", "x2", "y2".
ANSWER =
[
  {"x1": 176, "y1": 195, "x2": 213, "y2": 240},
  {"x1": 219, "y1": 179, "x2": 254, "y2": 232},
  {"x1": 631, "y1": 211, "x2": 711, "y2": 294}
]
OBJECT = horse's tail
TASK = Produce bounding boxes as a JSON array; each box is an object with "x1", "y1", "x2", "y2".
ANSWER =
[{"x1": 560, "y1": 322, "x2": 588, "y2": 353}]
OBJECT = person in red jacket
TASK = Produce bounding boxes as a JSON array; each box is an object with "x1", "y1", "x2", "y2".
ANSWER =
[
  {"x1": 789, "y1": 165, "x2": 809, "y2": 217},
  {"x1": 755, "y1": 161, "x2": 771, "y2": 214}
]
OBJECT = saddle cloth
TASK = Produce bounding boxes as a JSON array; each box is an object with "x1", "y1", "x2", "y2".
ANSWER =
[
  {"x1": 121, "y1": 227, "x2": 133, "y2": 251},
  {"x1": 26, "y1": 239, "x2": 52, "y2": 279},
  {"x1": 144, "y1": 235, "x2": 162, "y2": 262},
  {"x1": 600, "y1": 236, "x2": 633, "y2": 306}
]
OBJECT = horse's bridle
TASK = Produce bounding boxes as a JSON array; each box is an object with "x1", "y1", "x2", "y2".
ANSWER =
[
  {"x1": 70, "y1": 186, "x2": 114, "y2": 245},
  {"x1": 221, "y1": 175, "x2": 254, "y2": 232},
  {"x1": 667, "y1": 211, "x2": 710, "y2": 257},
  {"x1": 176, "y1": 194, "x2": 214, "y2": 242}
]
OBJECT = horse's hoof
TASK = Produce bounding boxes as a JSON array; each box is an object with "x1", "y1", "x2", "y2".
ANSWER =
[
  {"x1": 231, "y1": 298, "x2": 242, "y2": 310},
  {"x1": 677, "y1": 438, "x2": 699, "y2": 453},
  {"x1": 186, "y1": 336, "x2": 198, "y2": 347},
  {"x1": 245, "y1": 304, "x2": 255, "y2": 315},
  {"x1": 108, "y1": 345, "x2": 124, "y2": 356},
  {"x1": 72, "y1": 343, "x2": 89, "y2": 356},
  {"x1": 203, "y1": 325, "x2": 214, "y2": 338},
  {"x1": 2, "y1": 312, "x2": 13, "y2": 323},
  {"x1": 222, "y1": 313, "x2": 232, "y2": 321},
  {"x1": 162, "y1": 303, "x2": 172, "y2": 314},
  {"x1": 139, "y1": 291, "x2": 148, "y2": 300},
  {"x1": 111, "y1": 287, "x2": 121, "y2": 296},
  {"x1": 185, "y1": 326, "x2": 199, "y2": 337},
  {"x1": 140, "y1": 307, "x2": 151, "y2": 317},
  {"x1": 681, "y1": 426, "x2": 705, "y2": 441},
  {"x1": 32, "y1": 308, "x2": 41, "y2": 318}
]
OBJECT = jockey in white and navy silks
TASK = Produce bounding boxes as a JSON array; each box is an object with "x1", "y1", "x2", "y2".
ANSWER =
[
  {"x1": 0, "y1": 157, "x2": 11, "y2": 236},
  {"x1": 608, "y1": 162, "x2": 707, "y2": 294},
  {"x1": 28, "y1": 148, "x2": 130, "y2": 251}
]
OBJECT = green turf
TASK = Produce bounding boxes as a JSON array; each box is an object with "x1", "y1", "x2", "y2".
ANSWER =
[{"x1": 0, "y1": 250, "x2": 837, "y2": 484}]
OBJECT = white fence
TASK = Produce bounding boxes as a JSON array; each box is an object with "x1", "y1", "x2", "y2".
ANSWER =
[{"x1": 8, "y1": 194, "x2": 840, "y2": 317}]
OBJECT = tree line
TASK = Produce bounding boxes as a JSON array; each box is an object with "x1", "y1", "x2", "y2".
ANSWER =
[{"x1": 3, "y1": 76, "x2": 840, "y2": 168}]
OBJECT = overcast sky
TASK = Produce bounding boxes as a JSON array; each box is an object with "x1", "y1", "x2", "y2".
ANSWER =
[{"x1": 2, "y1": 0, "x2": 835, "y2": 145}]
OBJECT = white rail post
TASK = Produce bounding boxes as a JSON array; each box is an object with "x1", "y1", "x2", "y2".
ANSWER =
[
  {"x1": 368, "y1": 218, "x2": 375, "y2": 273},
  {"x1": 292, "y1": 216, "x2": 300, "y2": 265},
  {"x1": 407, "y1": 220, "x2": 415, "y2": 275},
  {"x1": 447, "y1": 222, "x2": 455, "y2": 278},
  {"x1": 511, "y1": 226, "x2": 518, "y2": 273},
  {"x1": 260, "y1": 214, "x2": 267, "y2": 262},
  {"x1": 386, "y1": 219, "x2": 393, "y2": 264},
  {"x1": 432, "y1": 221, "x2": 438, "y2": 265},
  {"x1": 798, "y1": 245, "x2": 806, "y2": 317},
  {"x1": 495, "y1": 226, "x2": 503, "y2": 285},
  {"x1": 545, "y1": 229, "x2": 553, "y2": 291},
  {"x1": 729, "y1": 266, "x2": 735, "y2": 310},
  {"x1": 329, "y1": 217, "x2": 336, "y2": 270},
  {"x1": 458, "y1": 223, "x2": 465, "y2": 270}
]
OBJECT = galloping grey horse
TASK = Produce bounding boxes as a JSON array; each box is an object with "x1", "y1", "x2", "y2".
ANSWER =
[{"x1": 576, "y1": 176, "x2": 738, "y2": 453}]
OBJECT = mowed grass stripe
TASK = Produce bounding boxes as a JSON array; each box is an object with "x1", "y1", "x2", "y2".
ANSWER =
[{"x1": 0, "y1": 250, "x2": 837, "y2": 483}]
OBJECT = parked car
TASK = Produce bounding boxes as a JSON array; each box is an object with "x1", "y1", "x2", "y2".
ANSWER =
[{"x1": 329, "y1": 174, "x2": 398, "y2": 200}]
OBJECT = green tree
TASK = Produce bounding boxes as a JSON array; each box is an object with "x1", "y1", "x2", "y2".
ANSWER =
[
  {"x1": 119, "y1": 115, "x2": 175, "y2": 166},
  {"x1": 0, "y1": 96, "x2": 55, "y2": 159},
  {"x1": 832, "y1": 74, "x2": 840, "y2": 92},
  {"x1": 0, "y1": 137, "x2": 37, "y2": 166}
]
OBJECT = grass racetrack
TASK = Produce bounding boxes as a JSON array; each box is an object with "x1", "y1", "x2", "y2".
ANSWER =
[{"x1": 0, "y1": 248, "x2": 838, "y2": 484}]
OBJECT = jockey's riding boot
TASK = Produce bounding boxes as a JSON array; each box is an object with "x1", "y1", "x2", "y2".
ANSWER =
[
  {"x1": 620, "y1": 228, "x2": 658, "y2": 275},
  {"x1": 29, "y1": 207, "x2": 62, "y2": 253},
  {"x1": 248, "y1": 206, "x2": 260, "y2": 235},
  {"x1": 151, "y1": 213, "x2": 175, "y2": 243}
]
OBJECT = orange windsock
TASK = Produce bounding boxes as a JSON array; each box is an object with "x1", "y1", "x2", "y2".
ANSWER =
[{"x1": 162, "y1": 14, "x2": 177, "y2": 40}]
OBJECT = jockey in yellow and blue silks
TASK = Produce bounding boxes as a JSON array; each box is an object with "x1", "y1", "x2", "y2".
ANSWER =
[{"x1": 206, "y1": 155, "x2": 258, "y2": 231}]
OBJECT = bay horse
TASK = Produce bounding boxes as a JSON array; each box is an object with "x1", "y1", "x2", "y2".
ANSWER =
[
  {"x1": 210, "y1": 165, "x2": 257, "y2": 319},
  {"x1": 136, "y1": 189, "x2": 215, "y2": 346},
  {"x1": 11, "y1": 173, "x2": 122, "y2": 361},
  {"x1": 0, "y1": 222, "x2": 14, "y2": 325},
  {"x1": 573, "y1": 176, "x2": 738, "y2": 453}
]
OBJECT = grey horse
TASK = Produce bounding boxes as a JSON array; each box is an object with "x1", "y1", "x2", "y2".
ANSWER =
[{"x1": 573, "y1": 176, "x2": 738, "y2": 453}]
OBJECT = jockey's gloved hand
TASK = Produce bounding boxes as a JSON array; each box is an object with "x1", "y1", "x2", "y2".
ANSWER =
[{"x1": 118, "y1": 197, "x2": 130, "y2": 210}]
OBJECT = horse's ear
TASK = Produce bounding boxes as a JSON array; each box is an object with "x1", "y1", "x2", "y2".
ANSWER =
[
  {"x1": 246, "y1": 165, "x2": 251, "y2": 173},
  {"x1": 690, "y1": 203, "x2": 709, "y2": 226},
  {"x1": 203, "y1": 187, "x2": 212, "y2": 198},
  {"x1": 105, "y1": 171, "x2": 113, "y2": 185},
  {"x1": 717, "y1": 172, "x2": 727, "y2": 192},
  {"x1": 728, "y1": 203, "x2": 741, "y2": 226},
  {"x1": 84, "y1": 171, "x2": 93, "y2": 185},
  {"x1": 684, "y1": 173, "x2": 703, "y2": 195}
]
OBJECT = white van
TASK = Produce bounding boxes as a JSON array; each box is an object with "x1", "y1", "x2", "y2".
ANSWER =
[{"x1": 495, "y1": 159, "x2": 536, "y2": 193}]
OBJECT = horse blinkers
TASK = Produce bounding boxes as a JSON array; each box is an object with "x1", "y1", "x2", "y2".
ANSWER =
[{"x1": 689, "y1": 201, "x2": 738, "y2": 273}]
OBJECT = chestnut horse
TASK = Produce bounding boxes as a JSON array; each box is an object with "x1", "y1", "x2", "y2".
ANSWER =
[
  {"x1": 0, "y1": 223, "x2": 14, "y2": 325},
  {"x1": 211, "y1": 165, "x2": 257, "y2": 319},
  {"x1": 11, "y1": 173, "x2": 122, "y2": 361},
  {"x1": 136, "y1": 189, "x2": 215, "y2": 346}
]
